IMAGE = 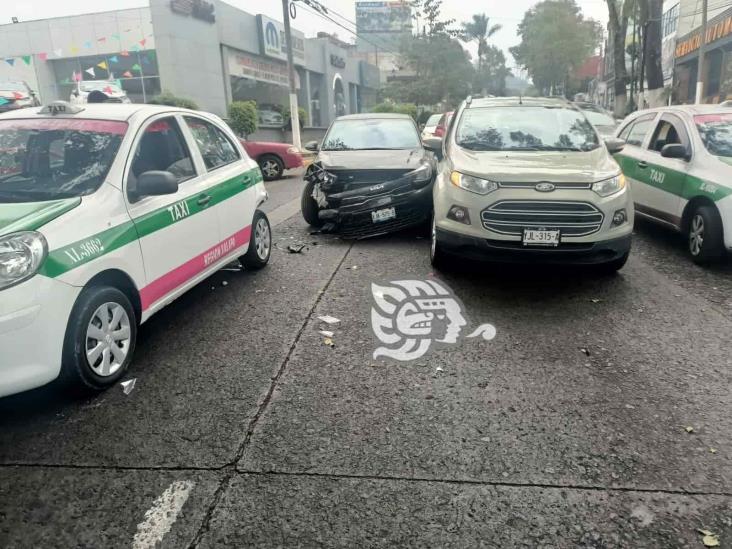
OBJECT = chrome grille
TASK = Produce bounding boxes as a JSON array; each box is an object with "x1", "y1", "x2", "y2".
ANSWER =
[
  {"x1": 498, "y1": 181, "x2": 592, "y2": 190},
  {"x1": 481, "y1": 200, "x2": 604, "y2": 237}
]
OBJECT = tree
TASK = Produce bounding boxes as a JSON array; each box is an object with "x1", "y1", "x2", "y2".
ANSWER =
[
  {"x1": 228, "y1": 100, "x2": 257, "y2": 137},
  {"x1": 644, "y1": 0, "x2": 665, "y2": 105},
  {"x1": 386, "y1": 34, "x2": 474, "y2": 107},
  {"x1": 476, "y1": 46, "x2": 511, "y2": 96},
  {"x1": 606, "y1": 0, "x2": 633, "y2": 115},
  {"x1": 410, "y1": 0, "x2": 457, "y2": 37},
  {"x1": 510, "y1": 0, "x2": 601, "y2": 96},
  {"x1": 462, "y1": 14, "x2": 502, "y2": 68}
]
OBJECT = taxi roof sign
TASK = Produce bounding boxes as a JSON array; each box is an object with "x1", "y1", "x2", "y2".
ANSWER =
[{"x1": 39, "y1": 101, "x2": 85, "y2": 116}]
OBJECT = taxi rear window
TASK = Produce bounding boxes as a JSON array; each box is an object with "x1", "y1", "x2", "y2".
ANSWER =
[{"x1": 0, "y1": 118, "x2": 127, "y2": 203}]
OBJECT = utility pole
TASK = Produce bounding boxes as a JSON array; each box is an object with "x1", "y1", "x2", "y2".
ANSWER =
[
  {"x1": 694, "y1": 0, "x2": 708, "y2": 104},
  {"x1": 282, "y1": 0, "x2": 302, "y2": 149}
]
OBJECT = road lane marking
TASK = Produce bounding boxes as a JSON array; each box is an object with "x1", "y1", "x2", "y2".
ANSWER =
[{"x1": 132, "y1": 480, "x2": 194, "y2": 549}]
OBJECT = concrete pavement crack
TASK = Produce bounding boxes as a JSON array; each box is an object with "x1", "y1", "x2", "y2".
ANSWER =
[{"x1": 186, "y1": 240, "x2": 356, "y2": 549}]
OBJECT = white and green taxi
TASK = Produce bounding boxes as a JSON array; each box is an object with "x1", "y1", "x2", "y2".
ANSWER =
[
  {"x1": 614, "y1": 105, "x2": 732, "y2": 263},
  {"x1": 0, "y1": 101, "x2": 271, "y2": 397}
]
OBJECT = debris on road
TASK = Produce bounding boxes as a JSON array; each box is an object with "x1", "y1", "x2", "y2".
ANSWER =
[
  {"x1": 435, "y1": 366, "x2": 444, "y2": 373},
  {"x1": 319, "y1": 330, "x2": 334, "y2": 337},
  {"x1": 221, "y1": 281, "x2": 228, "y2": 287},
  {"x1": 317, "y1": 315, "x2": 340, "y2": 324},
  {"x1": 120, "y1": 378, "x2": 137, "y2": 395},
  {"x1": 287, "y1": 243, "x2": 307, "y2": 253},
  {"x1": 710, "y1": 448, "x2": 718, "y2": 454},
  {"x1": 580, "y1": 347, "x2": 591, "y2": 356},
  {"x1": 590, "y1": 298, "x2": 602, "y2": 303},
  {"x1": 685, "y1": 426, "x2": 695, "y2": 433},
  {"x1": 698, "y1": 529, "x2": 720, "y2": 547},
  {"x1": 323, "y1": 337, "x2": 335, "y2": 347}
]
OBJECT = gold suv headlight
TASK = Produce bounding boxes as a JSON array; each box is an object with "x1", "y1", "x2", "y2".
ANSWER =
[
  {"x1": 592, "y1": 174, "x2": 626, "y2": 197},
  {"x1": 450, "y1": 171, "x2": 498, "y2": 195}
]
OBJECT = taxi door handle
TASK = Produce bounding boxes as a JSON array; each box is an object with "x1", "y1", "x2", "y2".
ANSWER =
[
  {"x1": 241, "y1": 174, "x2": 251, "y2": 185},
  {"x1": 197, "y1": 194, "x2": 212, "y2": 207},
  {"x1": 637, "y1": 161, "x2": 648, "y2": 169}
]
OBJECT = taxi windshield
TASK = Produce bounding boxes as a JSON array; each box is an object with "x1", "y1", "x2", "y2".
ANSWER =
[
  {"x1": 0, "y1": 118, "x2": 127, "y2": 203},
  {"x1": 456, "y1": 106, "x2": 600, "y2": 151},
  {"x1": 695, "y1": 113, "x2": 732, "y2": 157}
]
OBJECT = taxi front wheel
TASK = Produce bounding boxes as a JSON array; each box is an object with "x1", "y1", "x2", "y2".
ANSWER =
[
  {"x1": 240, "y1": 210, "x2": 271, "y2": 269},
  {"x1": 687, "y1": 204, "x2": 724, "y2": 264},
  {"x1": 61, "y1": 286, "x2": 137, "y2": 393}
]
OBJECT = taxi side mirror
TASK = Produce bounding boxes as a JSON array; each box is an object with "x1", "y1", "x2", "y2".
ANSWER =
[
  {"x1": 423, "y1": 136, "x2": 443, "y2": 160},
  {"x1": 604, "y1": 137, "x2": 625, "y2": 154},
  {"x1": 134, "y1": 171, "x2": 179, "y2": 199},
  {"x1": 661, "y1": 143, "x2": 690, "y2": 161}
]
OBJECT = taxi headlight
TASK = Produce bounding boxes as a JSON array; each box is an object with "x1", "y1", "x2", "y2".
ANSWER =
[
  {"x1": 592, "y1": 174, "x2": 626, "y2": 197},
  {"x1": 0, "y1": 231, "x2": 48, "y2": 290},
  {"x1": 450, "y1": 171, "x2": 498, "y2": 195}
]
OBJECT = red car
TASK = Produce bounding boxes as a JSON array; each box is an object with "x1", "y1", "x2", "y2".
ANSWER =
[
  {"x1": 433, "y1": 111, "x2": 454, "y2": 138},
  {"x1": 240, "y1": 139, "x2": 304, "y2": 181}
]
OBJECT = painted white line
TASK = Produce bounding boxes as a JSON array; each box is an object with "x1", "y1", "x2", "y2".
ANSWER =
[
  {"x1": 132, "y1": 480, "x2": 195, "y2": 549},
  {"x1": 267, "y1": 196, "x2": 302, "y2": 227}
]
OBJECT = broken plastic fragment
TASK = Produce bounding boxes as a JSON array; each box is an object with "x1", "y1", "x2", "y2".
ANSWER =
[
  {"x1": 323, "y1": 337, "x2": 334, "y2": 347},
  {"x1": 288, "y1": 244, "x2": 307, "y2": 253},
  {"x1": 317, "y1": 315, "x2": 340, "y2": 324},
  {"x1": 698, "y1": 530, "x2": 720, "y2": 547},
  {"x1": 319, "y1": 330, "x2": 334, "y2": 337},
  {"x1": 685, "y1": 426, "x2": 694, "y2": 433},
  {"x1": 120, "y1": 378, "x2": 136, "y2": 395},
  {"x1": 580, "y1": 347, "x2": 591, "y2": 356}
]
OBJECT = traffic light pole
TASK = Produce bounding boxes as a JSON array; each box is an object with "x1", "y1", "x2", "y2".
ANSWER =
[{"x1": 282, "y1": 0, "x2": 302, "y2": 149}]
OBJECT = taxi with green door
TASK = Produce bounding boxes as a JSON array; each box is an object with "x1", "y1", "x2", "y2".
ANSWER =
[
  {"x1": 613, "y1": 105, "x2": 732, "y2": 263},
  {"x1": 0, "y1": 101, "x2": 271, "y2": 398}
]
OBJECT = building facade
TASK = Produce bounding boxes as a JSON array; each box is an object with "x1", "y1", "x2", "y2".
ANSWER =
[
  {"x1": 674, "y1": 2, "x2": 732, "y2": 103},
  {"x1": 0, "y1": 0, "x2": 380, "y2": 127}
]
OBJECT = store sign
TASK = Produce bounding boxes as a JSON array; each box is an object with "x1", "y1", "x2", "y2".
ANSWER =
[
  {"x1": 256, "y1": 14, "x2": 305, "y2": 64},
  {"x1": 229, "y1": 52, "x2": 290, "y2": 87},
  {"x1": 330, "y1": 54, "x2": 346, "y2": 68},
  {"x1": 170, "y1": 0, "x2": 216, "y2": 23},
  {"x1": 676, "y1": 9, "x2": 732, "y2": 58}
]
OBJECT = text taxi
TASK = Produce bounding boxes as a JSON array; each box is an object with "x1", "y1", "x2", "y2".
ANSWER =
[{"x1": 0, "y1": 101, "x2": 271, "y2": 397}]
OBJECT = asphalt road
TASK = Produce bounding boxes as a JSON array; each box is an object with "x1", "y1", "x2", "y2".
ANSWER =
[{"x1": 1, "y1": 174, "x2": 731, "y2": 548}]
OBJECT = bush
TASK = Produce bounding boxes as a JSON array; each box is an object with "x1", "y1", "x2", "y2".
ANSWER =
[
  {"x1": 228, "y1": 100, "x2": 258, "y2": 137},
  {"x1": 148, "y1": 91, "x2": 198, "y2": 110},
  {"x1": 283, "y1": 106, "x2": 307, "y2": 129},
  {"x1": 370, "y1": 102, "x2": 418, "y2": 121}
]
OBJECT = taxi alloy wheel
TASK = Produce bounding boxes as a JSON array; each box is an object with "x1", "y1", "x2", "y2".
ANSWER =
[
  {"x1": 85, "y1": 302, "x2": 132, "y2": 377},
  {"x1": 240, "y1": 210, "x2": 271, "y2": 269},
  {"x1": 62, "y1": 286, "x2": 137, "y2": 392},
  {"x1": 687, "y1": 204, "x2": 724, "y2": 264}
]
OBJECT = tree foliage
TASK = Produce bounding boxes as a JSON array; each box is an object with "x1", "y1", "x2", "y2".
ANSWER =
[
  {"x1": 228, "y1": 100, "x2": 257, "y2": 137},
  {"x1": 149, "y1": 91, "x2": 198, "y2": 110},
  {"x1": 510, "y1": 0, "x2": 601, "y2": 95},
  {"x1": 410, "y1": 0, "x2": 458, "y2": 37},
  {"x1": 476, "y1": 45, "x2": 511, "y2": 96},
  {"x1": 371, "y1": 102, "x2": 418, "y2": 120}
]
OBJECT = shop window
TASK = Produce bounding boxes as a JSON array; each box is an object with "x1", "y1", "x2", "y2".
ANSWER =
[{"x1": 706, "y1": 49, "x2": 723, "y2": 98}]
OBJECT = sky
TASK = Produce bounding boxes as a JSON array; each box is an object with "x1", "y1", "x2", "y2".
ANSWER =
[{"x1": 5, "y1": 0, "x2": 610, "y2": 74}]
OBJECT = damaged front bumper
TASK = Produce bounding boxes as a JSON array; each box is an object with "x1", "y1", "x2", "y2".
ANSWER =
[{"x1": 308, "y1": 163, "x2": 434, "y2": 238}]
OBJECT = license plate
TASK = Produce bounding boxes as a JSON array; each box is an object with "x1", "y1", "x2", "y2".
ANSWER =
[
  {"x1": 522, "y1": 228, "x2": 560, "y2": 246},
  {"x1": 371, "y1": 207, "x2": 396, "y2": 223}
]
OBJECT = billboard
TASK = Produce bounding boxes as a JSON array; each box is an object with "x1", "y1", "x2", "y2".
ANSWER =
[
  {"x1": 355, "y1": 1, "x2": 412, "y2": 34},
  {"x1": 256, "y1": 14, "x2": 305, "y2": 64}
]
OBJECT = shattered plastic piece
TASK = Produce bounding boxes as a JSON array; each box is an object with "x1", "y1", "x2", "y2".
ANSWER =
[
  {"x1": 222, "y1": 281, "x2": 228, "y2": 287},
  {"x1": 685, "y1": 426, "x2": 694, "y2": 433},
  {"x1": 288, "y1": 244, "x2": 307, "y2": 253},
  {"x1": 580, "y1": 347, "x2": 591, "y2": 356},
  {"x1": 317, "y1": 315, "x2": 340, "y2": 324},
  {"x1": 351, "y1": 265, "x2": 358, "y2": 270},
  {"x1": 319, "y1": 330, "x2": 334, "y2": 337},
  {"x1": 590, "y1": 298, "x2": 602, "y2": 303},
  {"x1": 120, "y1": 378, "x2": 136, "y2": 395},
  {"x1": 698, "y1": 530, "x2": 720, "y2": 547},
  {"x1": 435, "y1": 366, "x2": 444, "y2": 373},
  {"x1": 323, "y1": 337, "x2": 334, "y2": 347},
  {"x1": 710, "y1": 448, "x2": 717, "y2": 454}
]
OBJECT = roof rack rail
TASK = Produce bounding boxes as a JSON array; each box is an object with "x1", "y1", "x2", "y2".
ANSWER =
[{"x1": 465, "y1": 94, "x2": 484, "y2": 106}]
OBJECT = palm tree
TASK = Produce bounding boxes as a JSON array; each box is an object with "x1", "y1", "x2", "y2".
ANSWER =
[{"x1": 461, "y1": 14, "x2": 502, "y2": 71}]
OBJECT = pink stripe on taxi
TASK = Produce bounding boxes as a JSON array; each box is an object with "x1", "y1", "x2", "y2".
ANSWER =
[{"x1": 140, "y1": 226, "x2": 251, "y2": 310}]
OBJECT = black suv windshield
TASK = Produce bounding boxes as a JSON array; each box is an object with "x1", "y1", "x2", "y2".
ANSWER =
[
  {"x1": 321, "y1": 118, "x2": 421, "y2": 150},
  {"x1": 0, "y1": 118, "x2": 127, "y2": 203},
  {"x1": 456, "y1": 106, "x2": 600, "y2": 152}
]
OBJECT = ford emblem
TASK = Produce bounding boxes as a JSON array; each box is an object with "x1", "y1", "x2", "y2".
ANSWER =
[{"x1": 535, "y1": 182, "x2": 555, "y2": 192}]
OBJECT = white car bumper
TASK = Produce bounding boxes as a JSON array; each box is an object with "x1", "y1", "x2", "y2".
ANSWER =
[
  {"x1": 715, "y1": 194, "x2": 732, "y2": 250},
  {"x1": 0, "y1": 275, "x2": 79, "y2": 397}
]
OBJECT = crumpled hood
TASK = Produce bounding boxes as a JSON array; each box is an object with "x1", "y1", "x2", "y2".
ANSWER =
[
  {"x1": 450, "y1": 146, "x2": 619, "y2": 183},
  {"x1": 317, "y1": 148, "x2": 426, "y2": 170},
  {"x1": 0, "y1": 198, "x2": 81, "y2": 237}
]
